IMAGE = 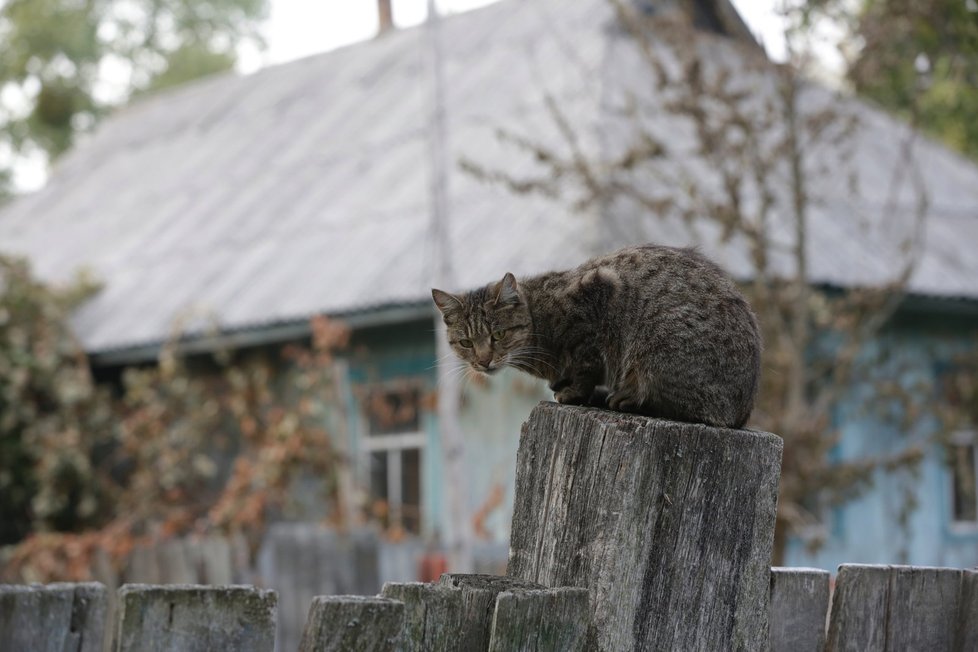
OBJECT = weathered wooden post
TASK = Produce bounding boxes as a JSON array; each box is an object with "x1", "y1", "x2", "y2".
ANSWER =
[
  {"x1": 380, "y1": 573, "x2": 590, "y2": 651},
  {"x1": 487, "y1": 586, "x2": 590, "y2": 652},
  {"x1": 826, "y1": 564, "x2": 978, "y2": 651},
  {"x1": 0, "y1": 582, "x2": 107, "y2": 652},
  {"x1": 113, "y1": 584, "x2": 276, "y2": 652},
  {"x1": 769, "y1": 567, "x2": 830, "y2": 652},
  {"x1": 507, "y1": 402, "x2": 782, "y2": 651},
  {"x1": 298, "y1": 595, "x2": 404, "y2": 652},
  {"x1": 380, "y1": 581, "x2": 463, "y2": 651}
]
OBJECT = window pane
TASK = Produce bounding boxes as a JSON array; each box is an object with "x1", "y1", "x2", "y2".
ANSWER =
[
  {"x1": 401, "y1": 448, "x2": 422, "y2": 534},
  {"x1": 951, "y1": 444, "x2": 977, "y2": 523},
  {"x1": 369, "y1": 451, "x2": 389, "y2": 524}
]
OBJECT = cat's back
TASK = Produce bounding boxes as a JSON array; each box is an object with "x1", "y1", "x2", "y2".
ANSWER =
[{"x1": 585, "y1": 244, "x2": 739, "y2": 304}]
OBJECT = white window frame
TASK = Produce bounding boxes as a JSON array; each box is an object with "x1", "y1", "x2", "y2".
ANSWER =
[{"x1": 360, "y1": 383, "x2": 425, "y2": 533}]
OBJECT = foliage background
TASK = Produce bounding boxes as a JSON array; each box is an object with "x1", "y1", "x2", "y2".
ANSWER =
[{"x1": 0, "y1": 254, "x2": 349, "y2": 582}]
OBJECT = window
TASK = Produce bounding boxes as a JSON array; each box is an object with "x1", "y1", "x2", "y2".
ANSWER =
[
  {"x1": 950, "y1": 431, "x2": 978, "y2": 526},
  {"x1": 941, "y1": 364, "x2": 978, "y2": 529},
  {"x1": 362, "y1": 384, "x2": 424, "y2": 534}
]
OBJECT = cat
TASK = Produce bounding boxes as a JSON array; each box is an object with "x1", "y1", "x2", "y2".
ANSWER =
[{"x1": 431, "y1": 244, "x2": 761, "y2": 429}]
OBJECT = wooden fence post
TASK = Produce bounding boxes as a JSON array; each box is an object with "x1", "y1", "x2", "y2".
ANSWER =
[
  {"x1": 0, "y1": 582, "x2": 107, "y2": 652},
  {"x1": 507, "y1": 402, "x2": 782, "y2": 651},
  {"x1": 769, "y1": 567, "x2": 830, "y2": 652},
  {"x1": 826, "y1": 564, "x2": 975, "y2": 651},
  {"x1": 113, "y1": 584, "x2": 276, "y2": 652},
  {"x1": 298, "y1": 595, "x2": 403, "y2": 652},
  {"x1": 488, "y1": 587, "x2": 590, "y2": 652},
  {"x1": 438, "y1": 573, "x2": 546, "y2": 650},
  {"x1": 380, "y1": 581, "x2": 463, "y2": 651},
  {"x1": 958, "y1": 570, "x2": 978, "y2": 651}
]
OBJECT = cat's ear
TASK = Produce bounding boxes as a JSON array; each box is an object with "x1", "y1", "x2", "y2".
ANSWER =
[
  {"x1": 432, "y1": 288, "x2": 463, "y2": 317},
  {"x1": 493, "y1": 273, "x2": 521, "y2": 306}
]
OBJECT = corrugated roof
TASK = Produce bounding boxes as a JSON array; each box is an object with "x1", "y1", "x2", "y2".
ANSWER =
[{"x1": 0, "y1": 0, "x2": 976, "y2": 355}]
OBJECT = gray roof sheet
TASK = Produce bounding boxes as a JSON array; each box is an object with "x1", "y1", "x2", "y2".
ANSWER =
[{"x1": 0, "y1": 0, "x2": 976, "y2": 355}]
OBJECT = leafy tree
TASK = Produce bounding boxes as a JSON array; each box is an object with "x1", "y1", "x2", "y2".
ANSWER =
[
  {"x1": 850, "y1": 0, "x2": 978, "y2": 159},
  {"x1": 0, "y1": 0, "x2": 267, "y2": 196},
  {"x1": 798, "y1": 0, "x2": 978, "y2": 159},
  {"x1": 0, "y1": 254, "x2": 109, "y2": 545},
  {"x1": 0, "y1": 255, "x2": 353, "y2": 582}
]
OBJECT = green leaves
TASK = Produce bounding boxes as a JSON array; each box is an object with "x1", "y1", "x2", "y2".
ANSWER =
[
  {"x1": 849, "y1": 0, "x2": 978, "y2": 159},
  {"x1": 0, "y1": 0, "x2": 268, "y2": 196}
]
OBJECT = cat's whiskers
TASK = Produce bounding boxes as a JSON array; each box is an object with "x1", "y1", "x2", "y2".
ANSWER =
[
  {"x1": 427, "y1": 351, "x2": 462, "y2": 371},
  {"x1": 505, "y1": 348, "x2": 556, "y2": 374}
]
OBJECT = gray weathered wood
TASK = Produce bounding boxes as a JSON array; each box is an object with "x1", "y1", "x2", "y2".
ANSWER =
[
  {"x1": 826, "y1": 564, "x2": 969, "y2": 652},
  {"x1": 956, "y1": 570, "x2": 978, "y2": 651},
  {"x1": 157, "y1": 539, "x2": 195, "y2": 584},
  {"x1": 196, "y1": 536, "x2": 233, "y2": 585},
  {"x1": 507, "y1": 402, "x2": 783, "y2": 651},
  {"x1": 826, "y1": 565, "x2": 889, "y2": 651},
  {"x1": 488, "y1": 587, "x2": 590, "y2": 652},
  {"x1": 768, "y1": 567, "x2": 830, "y2": 652},
  {"x1": 113, "y1": 584, "x2": 276, "y2": 652},
  {"x1": 439, "y1": 573, "x2": 546, "y2": 651},
  {"x1": 0, "y1": 582, "x2": 107, "y2": 652},
  {"x1": 261, "y1": 523, "x2": 382, "y2": 652},
  {"x1": 887, "y1": 565, "x2": 962, "y2": 650},
  {"x1": 298, "y1": 595, "x2": 403, "y2": 652},
  {"x1": 380, "y1": 581, "x2": 463, "y2": 652}
]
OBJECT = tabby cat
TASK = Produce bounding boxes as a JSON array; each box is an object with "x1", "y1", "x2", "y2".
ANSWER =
[{"x1": 432, "y1": 244, "x2": 761, "y2": 429}]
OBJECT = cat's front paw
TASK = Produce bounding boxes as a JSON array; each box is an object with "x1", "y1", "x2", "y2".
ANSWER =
[
  {"x1": 607, "y1": 389, "x2": 640, "y2": 413},
  {"x1": 554, "y1": 386, "x2": 588, "y2": 406}
]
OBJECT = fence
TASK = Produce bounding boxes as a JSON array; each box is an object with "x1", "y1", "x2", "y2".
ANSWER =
[{"x1": 2, "y1": 403, "x2": 977, "y2": 650}]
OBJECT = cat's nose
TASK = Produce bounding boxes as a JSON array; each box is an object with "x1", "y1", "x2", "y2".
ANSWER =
[{"x1": 478, "y1": 354, "x2": 493, "y2": 368}]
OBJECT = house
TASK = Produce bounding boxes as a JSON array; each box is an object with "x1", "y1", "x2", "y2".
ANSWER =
[{"x1": 0, "y1": 0, "x2": 976, "y2": 570}]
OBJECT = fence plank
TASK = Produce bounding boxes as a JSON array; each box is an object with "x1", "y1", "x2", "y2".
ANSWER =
[
  {"x1": 826, "y1": 565, "x2": 889, "y2": 651},
  {"x1": 0, "y1": 582, "x2": 107, "y2": 652},
  {"x1": 507, "y1": 402, "x2": 782, "y2": 651},
  {"x1": 888, "y1": 565, "x2": 961, "y2": 650},
  {"x1": 380, "y1": 582, "x2": 463, "y2": 652},
  {"x1": 827, "y1": 564, "x2": 969, "y2": 652},
  {"x1": 113, "y1": 584, "x2": 276, "y2": 652},
  {"x1": 196, "y1": 536, "x2": 233, "y2": 585},
  {"x1": 488, "y1": 587, "x2": 590, "y2": 652},
  {"x1": 956, "y1": 570, "x2": 978, "y2": 651},
  {"x1": 157, "y1": 539, "x2": 195, "y2": 584},
  {"x1": 298, "y1": 596, "x2": 403, "y2": 652},
  {"x1": 439, "y1": 573, "x2": 546, "y2": 651},
  {"x1": 768, "y1": 567, "x2": 830, "y2": 652}
]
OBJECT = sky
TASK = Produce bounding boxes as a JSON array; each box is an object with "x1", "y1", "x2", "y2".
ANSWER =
[{"x1": 241, "y1": 0, "x2": 790, "y2": 73}]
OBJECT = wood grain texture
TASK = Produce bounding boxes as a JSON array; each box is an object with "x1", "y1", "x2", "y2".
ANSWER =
[
  {"x1": 507, "y1": 402, "x2": 782, "y2": 651},
  {"x1": 768, "y1": 567, "x2": 830, "y2": 652},
  {"x1": 298, "y1": 595, "x2": 403, "y2": 652},
  {"x1": 113, "y1": 584, "x2": 276, "y2": 652},
  {"x1": 0, "y1": 582, "x2": 107, "y2": 652},
  {"x1": 380, "y1": 581, "x2": 462, "y2": 652},
  {"x1": 956, "y1": 570, "x2": 978, "y2": 651},
  {"x1": 438, "y1": 573, "x2": 546, "y2": 651},
  {"x1": 488, "y1": 587, "x2": 590, "y2": 652},
  {"x1": 827, "y1": 564, "x2": 972, "y2": 652}
]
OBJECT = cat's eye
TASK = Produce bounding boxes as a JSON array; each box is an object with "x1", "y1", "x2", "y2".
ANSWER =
[
  {"x1": 458, "y1": 339, "x2": 473, "y2": 348},
  {"x1": 491, "y1": 329, "x2": 506, "y2": 341}
]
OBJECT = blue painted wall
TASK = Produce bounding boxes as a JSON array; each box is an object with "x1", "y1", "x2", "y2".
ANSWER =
[{"x1": 785, "y1": 315, "x2": 978, "y2": 570}]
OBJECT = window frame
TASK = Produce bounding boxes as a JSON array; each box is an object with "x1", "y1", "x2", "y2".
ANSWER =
[
  {"x1": 359, "y1": 380, "x2": 426, "y2": 534},
  {"x1": 948, "y1": 428, "x2": 978, "y2": 533}
]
